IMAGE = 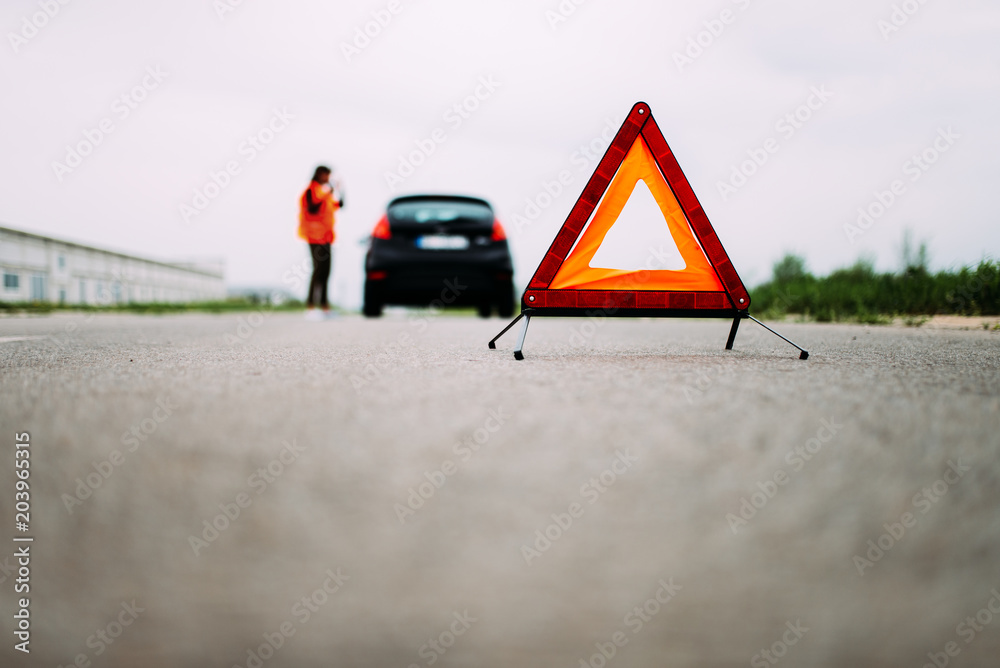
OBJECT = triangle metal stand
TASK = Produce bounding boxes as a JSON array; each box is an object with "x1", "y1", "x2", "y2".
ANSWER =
[
  {"x1": 488, "y1": 312, "x2": 530, "y2": 360},
  {"x1": 745, "y1": 314, "x2": 810, "y2": 360},
  {"x1": 489, "y1": 311, "x2": 808, "y2": 361}
]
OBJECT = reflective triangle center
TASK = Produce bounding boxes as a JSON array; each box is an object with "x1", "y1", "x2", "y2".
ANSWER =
[
  {"x1": 547, "y1": 134, "x2": 725, "y2": 293},
  {"x1": 588, "y1": 179, "x2": 686, "y2": 272}
]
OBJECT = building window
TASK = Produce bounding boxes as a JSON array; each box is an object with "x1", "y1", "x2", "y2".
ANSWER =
[
  {"x1": 30, "y1": 274, "x2": 46, "y2": 301},
  {"x1": 58, "y1": 255, "x2": 66, "y2": 270},
  {"x1": 3, "y1": 272, "x2": 18, "y2": 291},
  {"x1": 59, "y1": 288, "x2": 67, "y2": 303},
  {"x1": 79, "y1": 280, "x2": 86, "y2": 303}
]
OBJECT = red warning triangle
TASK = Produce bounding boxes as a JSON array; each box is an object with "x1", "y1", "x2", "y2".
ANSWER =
[{"x1": 523, "y1": 102, "x2": 750, "y2": 314}]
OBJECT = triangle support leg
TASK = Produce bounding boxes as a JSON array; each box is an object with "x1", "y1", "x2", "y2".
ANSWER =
[
  {"x1": 747, "y1": 315, "x2": 810, "y2": 360},
  {"x1": 488, "y1": 312, "x2": 525, "y2": 350},
  {"x1": 513, "y1": 315, "x2": 531, "y2": 361},
  {"x1": 725, "y1": 316, "x2": 743, "y2": 350}
]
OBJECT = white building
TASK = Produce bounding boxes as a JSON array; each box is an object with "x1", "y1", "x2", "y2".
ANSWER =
[{"x1": 0, "y1": 225, "x2": 225, "y2": 305}]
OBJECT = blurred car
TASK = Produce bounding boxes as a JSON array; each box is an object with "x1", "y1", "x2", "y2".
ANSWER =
[{"x1": 363, "y1": 195, "x2": 515, "y2": 318}]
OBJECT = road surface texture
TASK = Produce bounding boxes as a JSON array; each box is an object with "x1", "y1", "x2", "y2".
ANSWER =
[{"x1": 1, "y1": 312, "x2": 998, "y2": 668}]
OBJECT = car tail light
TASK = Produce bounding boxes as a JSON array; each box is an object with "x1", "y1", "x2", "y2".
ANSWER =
[
  {"x1": 372, "y1": 215, "x2": 391, "y2": 240},
  {"x1": 367, "y1": 271, "x2": 388, "y2": 280},
  {"x1": 491, "y1": 218, "x2": 507, "y2": 242}
]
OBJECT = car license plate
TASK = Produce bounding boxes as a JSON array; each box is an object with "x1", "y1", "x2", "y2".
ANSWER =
[{"x1": 416, "y1": 235, "x2": 469, "y2": 250}]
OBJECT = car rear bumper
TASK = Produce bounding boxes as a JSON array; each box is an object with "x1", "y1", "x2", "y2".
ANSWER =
[
  {"x1": 366, "y1": 270, "x2": 509, "y2": 306},
  {"x1": 367, "y1": 241, "x2": 512, "y2": 270},
  {"x1": 365, "y1": 240, "x2": 513, "y2": 306}
]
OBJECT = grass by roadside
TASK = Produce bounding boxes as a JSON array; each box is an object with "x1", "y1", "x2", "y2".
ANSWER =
[
  {"x1": 0, "y1": 297, "x2": 309, "y2": 315},
  {"x1": 759, "y1": 313, "x2": 1000, "y2": 331},
  {"x1": 0, "y1": 298, "x2": 486, "y2": 318},
  {"x1": 750, "y1": 255, "x2": 999, "y2": 324}
]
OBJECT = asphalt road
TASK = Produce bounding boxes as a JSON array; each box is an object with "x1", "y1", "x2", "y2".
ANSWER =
[{"x1": 1, "y1": 312, "x2": 998, "y2": 668}]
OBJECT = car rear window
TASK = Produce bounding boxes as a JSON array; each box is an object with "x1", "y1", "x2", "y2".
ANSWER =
[{"x1": 389, "y1": 201, "x2": 492, "y2": 225}]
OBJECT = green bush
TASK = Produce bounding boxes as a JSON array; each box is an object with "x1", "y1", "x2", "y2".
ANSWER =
[{"x1": 751, "y1": 254, "x2": 1000, "y2": 321}]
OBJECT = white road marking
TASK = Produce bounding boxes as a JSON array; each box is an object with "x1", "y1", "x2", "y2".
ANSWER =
[{"x1": 0, "y1": 335, "x2": 49, "y2": 344}]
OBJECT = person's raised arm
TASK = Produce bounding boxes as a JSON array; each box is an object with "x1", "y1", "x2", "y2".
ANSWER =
[{"x1": 305, "y1": 188, "x2": 323, "y2": 215}]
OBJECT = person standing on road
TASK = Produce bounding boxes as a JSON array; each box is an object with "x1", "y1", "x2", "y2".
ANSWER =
[{"x1": 298, "y1": 165, "x2": 344, "y2": 320}]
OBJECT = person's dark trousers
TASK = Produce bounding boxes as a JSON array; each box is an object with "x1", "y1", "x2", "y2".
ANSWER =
[{"x1": 307, "y1": 243, "x2": 332, "y2": 309}]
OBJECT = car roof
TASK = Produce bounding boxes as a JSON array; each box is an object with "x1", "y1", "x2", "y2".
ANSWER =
[{"x1": 388, "y1": 194, "x2": 493, "y2": 210}]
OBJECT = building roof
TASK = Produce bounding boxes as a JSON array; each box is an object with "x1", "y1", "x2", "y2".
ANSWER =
[{"x1": 0, "y1": 224, "x2": 224, "y2": 279}]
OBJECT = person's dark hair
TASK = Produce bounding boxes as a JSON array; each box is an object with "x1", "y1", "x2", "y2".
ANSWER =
[{"x1": 312, "y1": 165, "x2": 332, "y2": 181}]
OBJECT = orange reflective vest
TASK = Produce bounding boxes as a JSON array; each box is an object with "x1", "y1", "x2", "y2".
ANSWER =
[{"x1": 298, "y1": 181, "x2": 339, "y2": 244}]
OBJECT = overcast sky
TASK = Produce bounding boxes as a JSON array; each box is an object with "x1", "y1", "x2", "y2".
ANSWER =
[{"x1": 2, "y1": 0, "x2": 998, "y2": 307}]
